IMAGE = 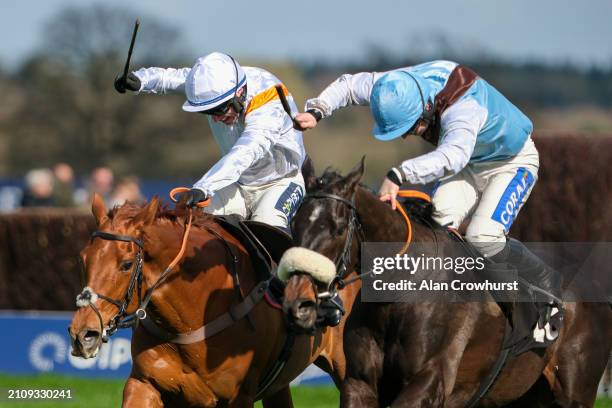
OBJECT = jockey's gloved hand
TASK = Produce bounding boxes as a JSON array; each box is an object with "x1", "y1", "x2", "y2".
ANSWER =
[
  {"x1": 294, "y1": 110, "x2": 321, "y2": 131},
  {"x1": 114, "y1": 73, "x2": 141, "y2": 94},
  {"x1": 182, "y1": 188, "x2": 208, "y2": 208}
]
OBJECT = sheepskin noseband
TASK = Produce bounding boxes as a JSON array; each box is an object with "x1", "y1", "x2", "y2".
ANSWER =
[{"x1": 277, "y1": 247, "x2": 337, "y2": 285}]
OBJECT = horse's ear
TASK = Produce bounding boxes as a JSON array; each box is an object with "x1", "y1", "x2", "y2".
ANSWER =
[
  {"x1": 301, "y1": 156, "x2": 317, "y2": 192},
  {"x1": 342, "y1": 155, "x2": 366, "y2": 193},
  {"x1": 91, "y1": 193, "x2": 109, "y2": 226},
  {"x1": 135, "y1": 197, "x2": 160, "y2": 227}
]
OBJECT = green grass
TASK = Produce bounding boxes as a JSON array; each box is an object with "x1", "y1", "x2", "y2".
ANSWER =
[
  {"x1": 254, "y1": 385, "x2": 339, "y2": 408},
  {"x1": 598, "y1": 399, "x2": 612, "y2": 408},
  {"x1": 1, "y1": 373, "x2": 610, "y2": 407},
  {"x1": 0, "y1": 373, "x2": 337, "y2": 408},
  {"x1": 0, "y1": 373, "x2": 123, "y2": 407}
]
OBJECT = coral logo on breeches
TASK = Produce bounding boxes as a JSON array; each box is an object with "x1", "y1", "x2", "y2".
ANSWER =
[{"x1": 491, "y1": 167, "x2": 535, "y2": 231}]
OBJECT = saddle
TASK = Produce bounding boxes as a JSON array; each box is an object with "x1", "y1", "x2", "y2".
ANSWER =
[
  {"x1": 434, "y1": 226, "x2": 566, "y2": 407},
  {"x1": 215, "y1": 215, "x2": 290, "y2": 306},
  {"x1": 397, "y1": 196, "x2": 562, "y2": 355},
  {"x1": 212, "y1": 216, "x2": 295, "y2": 397}
]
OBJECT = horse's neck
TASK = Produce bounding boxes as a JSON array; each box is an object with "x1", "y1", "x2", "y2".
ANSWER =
[
  {"x1": 146, "y1": 224, "x2": 247, "y2": 332},
  {"x1": 355, "y1": 187, "x2": 409, "y2": 242}
]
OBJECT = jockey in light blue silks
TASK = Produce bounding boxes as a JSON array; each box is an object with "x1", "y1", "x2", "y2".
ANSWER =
[{"x1": 295, "y1": 60, "x2": 561, "y2": 329}]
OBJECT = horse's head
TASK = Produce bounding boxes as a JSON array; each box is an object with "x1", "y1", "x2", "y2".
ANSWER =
[
  {"x1": 280, "y1": 157, "x2": 365, "y2": 332},
  {"x1": 69, "y1": 194, "x2": 161, "y2": 358}
]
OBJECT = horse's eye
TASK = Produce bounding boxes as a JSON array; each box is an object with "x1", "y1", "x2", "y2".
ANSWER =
[{"x1": 120, "y1": 260, "x2": 133, "y2": 271}]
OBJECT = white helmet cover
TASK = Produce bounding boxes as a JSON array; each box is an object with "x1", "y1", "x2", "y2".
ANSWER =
[{"x1": 182, "y1": 52, "x2": 246, "y2": 112}]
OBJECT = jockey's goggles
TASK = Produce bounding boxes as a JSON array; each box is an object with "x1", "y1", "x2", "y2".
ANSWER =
[{"x1": 199, "y1": 99, "x2": 234, "y2": 116}]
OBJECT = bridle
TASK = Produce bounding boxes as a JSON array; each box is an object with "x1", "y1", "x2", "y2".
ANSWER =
[
  {"x1": 76, "y1": 231, "x2": 145, "y2": 342},
  {"x1": 75, "y1": 208, "x2": 196, "y2": 343},
  {"x1": 302, "y1": 192, "x2": 365, "y2": 298},
  {"x1": 301, "y1": 189, "x2": 428, "y2": 296}
]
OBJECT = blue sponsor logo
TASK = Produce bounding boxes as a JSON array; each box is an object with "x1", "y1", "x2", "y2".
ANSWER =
[
  {"x1": 1, "y1": 311, "x2": 132, "y2": 377},
  {"x1": 274, "y1": 182, "x2": 304, "y2": 222},
  {"x1": 0, "y1": 311, "x2": 333, "y2": 383},
  {"x1": 491, "y1": 167, "x2": 535, "y2": 231}
]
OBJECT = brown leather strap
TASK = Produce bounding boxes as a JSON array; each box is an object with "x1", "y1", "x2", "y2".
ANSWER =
[
  {"x1": 436, "y1": 65, "x2": 479, "y2": 113},
  {"x1": 421, "y1": 65, "x2": 479, "y2": 145},
  {"x1": 140, "y1": 281, "x2": 268, "y2": 344}
]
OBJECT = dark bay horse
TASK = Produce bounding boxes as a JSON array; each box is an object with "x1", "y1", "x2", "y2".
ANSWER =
[
  {"x1": 69, "y1": 194, "x2": 348, "y2": 407},
  {"x1": 281, "y1": 158, "x2": 612, "y2": 407}
]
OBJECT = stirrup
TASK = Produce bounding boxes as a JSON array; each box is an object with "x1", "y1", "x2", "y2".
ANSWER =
[
  {"x1": 533, "y1": 303, "x2": 562, "y2": 343},
  {"x1": 537, "y1": 300, "x2": 563, "y2": 330},
  {"x1": 537, "y1": 302, "x2": 552, "y2": 330}
]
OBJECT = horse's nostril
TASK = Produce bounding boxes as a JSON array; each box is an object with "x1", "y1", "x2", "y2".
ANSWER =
[
  {"x1": 85, "y1": 330, "x2": 99, "y2": 337},
  {"x1": 298, "y1": 300, "x2": 316, "y2": 310},
  {"x1": 296, "y1": 300, "x2": 316, "y2": 320},
  {"x1": 81, "y1": 330, "x2": 100, "y2": 348}
]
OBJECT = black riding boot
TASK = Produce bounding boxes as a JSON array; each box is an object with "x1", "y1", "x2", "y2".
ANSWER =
[{"x1": 490, "y1": 238, "x2": 563, "y2": 329}]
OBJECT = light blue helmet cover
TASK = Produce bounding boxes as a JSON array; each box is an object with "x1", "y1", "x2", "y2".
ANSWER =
[{"x1": 370, "y1": 71, "x2": 432, "y2": 141}]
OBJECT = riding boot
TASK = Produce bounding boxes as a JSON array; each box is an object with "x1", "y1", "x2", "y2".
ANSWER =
[
  {"x1": 478, "y1": 260, "x2": 517, "y2": 318},
  {"x1": 491, "y1": 238, "x2": 563, "y2": 329},
  {"x1": 316, "y1": 293, "x2": 345, "y2": 327}
]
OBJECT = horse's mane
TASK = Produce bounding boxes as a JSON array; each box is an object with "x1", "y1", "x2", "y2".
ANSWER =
[
  {"x1": 107, "y1": 200, "x2": 217, "y2": 230},
  {"x1": 318, "y1": 168, "x2": 438, "y2": 227}
]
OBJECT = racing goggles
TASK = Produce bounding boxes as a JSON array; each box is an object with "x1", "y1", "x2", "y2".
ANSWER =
[{"x1": 200, "y1": 99, "x2": 234, "y2": 116}]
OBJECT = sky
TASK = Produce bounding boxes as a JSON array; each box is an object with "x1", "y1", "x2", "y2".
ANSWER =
[{"x1": 1, "y1": 0, "x2": 611, "y2": 70}]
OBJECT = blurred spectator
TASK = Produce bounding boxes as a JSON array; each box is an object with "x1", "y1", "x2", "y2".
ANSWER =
[
  {"x1": 75, "y1": 166, "x2": 115, "y2": 207},
  {"x1": 110, "y1": 176, "x2": 145, "y2": 207},
  {"x1": 21, "y1": 168, "x2": 55, "y2": 207},
  {"x1": 52, "y1": 162, "x2": 76, "y2": 207}
]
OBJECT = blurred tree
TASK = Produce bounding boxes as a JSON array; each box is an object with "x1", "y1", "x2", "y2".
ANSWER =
[
  {"x1": 2, "y1": 4, "x2": 219, "y2": 180},
  {"x1": 1, "y1": 14, "x2": 611, "y2": 184},
  {"x1": 41, "y1": 5, "x2": 183, "y2": 71}
]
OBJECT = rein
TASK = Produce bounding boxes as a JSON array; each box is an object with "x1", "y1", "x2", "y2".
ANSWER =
[
  {"x1": 395, "y1": 190, "x2": 432, "y2": 255},
  {"x1": 76, "y1": 188, "x2": 210, "y2": 340},
  {"x1": 306, "y1": 190, "x2": 431, "y2": 293}
]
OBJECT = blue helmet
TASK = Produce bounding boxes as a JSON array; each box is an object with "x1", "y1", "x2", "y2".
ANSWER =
[{"x1": 370, "y1": 71, "x2": 432, "y2": 141}]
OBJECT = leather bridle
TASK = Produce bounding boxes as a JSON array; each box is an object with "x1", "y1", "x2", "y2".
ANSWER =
[
  {"x1": 76, "y1": 208, "x2": 197, "y2": 343},
  {"x1": 303, "y1": 192, "x2": 364, "y2": 295},
  {"x1": 76, "y1": 231, "x2": 146, "y2": 342}
]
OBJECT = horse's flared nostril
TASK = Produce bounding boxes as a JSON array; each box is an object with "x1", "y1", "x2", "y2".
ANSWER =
[
  {"x1": 77, "y1": 329, "x2": 101, "y2": 353},
  {"x1": 289, "y1": 300, "x2": 317, "y2": 333},
  {"x1": 295, "y1": 300, "x2": 316, "y2": 321},
  {"x1": 283, "y1": 298, "x2": 318, "y2": 332}
]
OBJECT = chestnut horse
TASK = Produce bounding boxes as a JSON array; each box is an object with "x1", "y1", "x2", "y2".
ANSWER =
[
  {"x1": 69, "y1": 194, "x2": 348, "y2": 407},
  {"x1": 281, "y1": 158, "x2": 612, "y2": 407}
]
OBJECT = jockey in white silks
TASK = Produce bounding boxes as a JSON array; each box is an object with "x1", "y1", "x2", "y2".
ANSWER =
[
  {"x1": 115, "y1": 52, "x2": 306, "y2": 234},
  {"x1": 294, "y1": 60, "x2": 562, "y2": 329}
]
